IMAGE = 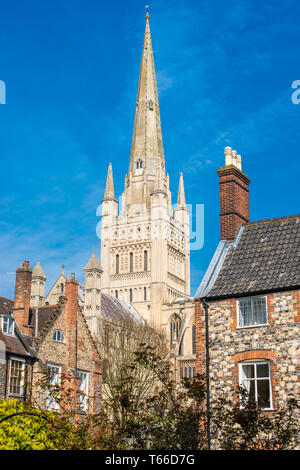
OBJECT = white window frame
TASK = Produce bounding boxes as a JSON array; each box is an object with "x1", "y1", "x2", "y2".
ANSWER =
[
  {"x1": 237, "y1": 295, "x2": 268, "y2": 328},
  {"x1": 46, "y1": 363, "x2": 61, "y2": 410},
  {"x1": 239, "y1": 361, "x2": 273, "y2": 410},
  {"x1": 2, "y1": 315, "x2": 15, "y2": 336},
  {"x1": 53, "y1": 329, "x2": 65, "y2": 343},
  {"x1": 78, "y1": 370, "x2": 89, "y2": 411},
  {"x1": 8, "y1": 357, "x2": 25, "y2": 396}
]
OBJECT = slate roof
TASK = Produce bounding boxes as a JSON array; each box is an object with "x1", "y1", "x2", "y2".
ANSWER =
[
  {"x1": 101, "y1": 293, "x2": 144, "y2": 324},
  {"x1": 0, "y1": 297, "x2": 36, "y2": 358},
  {"x1": 198, "y1": 214, "x2": 300, "y2": 300},
  {"x1": 28, "y1": 305, "x2": 59, "y2": 336}
]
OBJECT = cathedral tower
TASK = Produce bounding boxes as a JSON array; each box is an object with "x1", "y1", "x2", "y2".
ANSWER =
[{"x1": 100, "y1": 12, "x2": 190, "y2": 327}]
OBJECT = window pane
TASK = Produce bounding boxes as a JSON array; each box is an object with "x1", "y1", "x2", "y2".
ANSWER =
[
  {"x1": 253, "y1": 297, "x2": 267, "y2": 325},
  {"x1": 10, "y1": 360, "x2": 24, "y2": 395},
  {"x1": 239, "y1": 299, "x2": 252, "y2": 326},
  {"x1": 242, "y1": 364, "x2": 255, "y2": 379},
  {"x1": 257, "y1": 380, "x2": 270, "y2": 408},
  {"x1": 242, "y1": 379, "x2": 255, "y2": 402},
  {"x1": 257, "y1": 363, "x2": 269, "y2": 378},
  {"x1": 3, "y1": 317, "x2": 8, "y2": 333}
]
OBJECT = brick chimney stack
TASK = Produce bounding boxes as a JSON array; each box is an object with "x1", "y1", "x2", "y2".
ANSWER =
[
  {"x1": 217, "y1": 147, "x2": 251, "y2": 241},
  {"x1": 65, "y1": 275, "x2": 79, "y2": 371},
  {"x1": 13, "y1": 260, "x2": 33, "y2": 335}
]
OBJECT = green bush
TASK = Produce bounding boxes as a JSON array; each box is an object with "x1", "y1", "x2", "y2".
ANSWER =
[{"x1": 0, "y1": 399, "x2": 73, "y2": 450}]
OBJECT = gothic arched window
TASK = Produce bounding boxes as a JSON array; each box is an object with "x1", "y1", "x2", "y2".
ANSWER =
[
  {"x1": 129, "y1": 289, "x2": 133, "y2": 302},
  {"x1": 116, "y1": 254, "x2": 119, "y2": 274},
  {"x1": 144, "y1": 250, "x2": 148, "y2": 271},
  {"x1": 170, "y1": 316, "x2": 181, "y2": 343},
  {"x1": 129, "y1": 252, "x2": 133, "y2": 273}
]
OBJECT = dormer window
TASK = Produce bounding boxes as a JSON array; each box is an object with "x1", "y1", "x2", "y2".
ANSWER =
[
  {"x1": 2, "y1": 316, "x2": 14, "y2": 335},
  {"x1": 53, "y1": 329, "x2": 65, "y2": 343}
]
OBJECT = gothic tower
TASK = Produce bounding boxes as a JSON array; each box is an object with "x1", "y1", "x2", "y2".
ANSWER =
[
  {"x1": 100, "y1": 12, "x2": 190, "y2": 327},
  {"x1": 30, "y1": 260, "x2": 47, "y2": 306}
]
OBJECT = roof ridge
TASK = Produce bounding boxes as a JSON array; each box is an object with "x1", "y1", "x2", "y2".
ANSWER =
[
  {"x1": 243, "y1": 214, "x2": 300, "y2": 227},
  {"x1": 0, "y1": 296, "x2": 13, "y2": 302},
  {"x1": 35, "y1": 300, "x2": 65, "y2": 345}
]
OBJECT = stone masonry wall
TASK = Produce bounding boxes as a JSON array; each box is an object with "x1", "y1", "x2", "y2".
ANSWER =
[{"x1": 195, "y1": 290, "x2": 300, "y2": 409}]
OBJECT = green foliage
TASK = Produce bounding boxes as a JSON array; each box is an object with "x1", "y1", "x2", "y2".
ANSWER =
[
  {"x1": 0, "y1": 399, "x2": 73, "y2": 450},
  {"x1": 211, "y1": 387, "x2": 300, "y2": 450},
  {"x1": 0, "y1": 345, "x2": 298, "y2": 450}
]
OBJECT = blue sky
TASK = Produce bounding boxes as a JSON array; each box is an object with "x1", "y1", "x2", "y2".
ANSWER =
[{"x1": 0, "y1": 0, "x2": 299, "y2": 299}]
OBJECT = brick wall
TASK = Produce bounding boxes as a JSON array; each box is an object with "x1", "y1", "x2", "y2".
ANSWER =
[
  {"x1": 32, "y1": 283, "x2": 101, "y2": 413},
  {"x1": 13, "y1": 261, "x2": 33, "y2": 336},
  {"x1": 217, "y1": 166, "x2": 250, "y2": 241}
]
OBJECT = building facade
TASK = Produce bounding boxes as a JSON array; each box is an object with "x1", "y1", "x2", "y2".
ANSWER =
[
  {"x1": 0, "y1": 261, "x2": 102, "y2": 414},
  {"x1": 195, "y1": 148, "x2": 300, "y2": 411}
]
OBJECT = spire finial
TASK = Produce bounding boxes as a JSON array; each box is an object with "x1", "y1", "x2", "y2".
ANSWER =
[
  {"x1": 104, "y1": 162, "x2": 115, "y2": 199},
  {"x1": 145, "y1": 5, "x2": 150, "y2": 20},
  {"x1": 177, "y1": 172, "x2": 186, "y2": 208}
]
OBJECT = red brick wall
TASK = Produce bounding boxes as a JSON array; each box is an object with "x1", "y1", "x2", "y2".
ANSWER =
[
  {"x1": 32, "y1": 278, "x2": 102, "y2": 414},
  {"x1": 13, "y1": 261, "x2": 33, "y2": 336},
  {"x1": 217, "y1": 166, "x2": 250, "y2": 241},
  {"x1": 65, "y1": 278, "x2": 79, "y2": 371}
]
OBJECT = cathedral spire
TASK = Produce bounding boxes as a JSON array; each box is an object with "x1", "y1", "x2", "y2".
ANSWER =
[
  {"x1": 103, "y1": 162, "x2": 115, "y2": 199},
  {"x1": 128, "y1": 12, "x2": 165, "y2": 176},
  {"x1": 177, "y1": 172, "x2": 186, "y2": 208}
]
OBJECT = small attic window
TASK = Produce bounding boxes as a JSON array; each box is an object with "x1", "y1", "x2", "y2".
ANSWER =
[
  {"x1": 2, "y1": 316, "x2": 14, "y2": 336},
  {"x1": 53, "y1": 329, "x2": 65, "y2": 343}
]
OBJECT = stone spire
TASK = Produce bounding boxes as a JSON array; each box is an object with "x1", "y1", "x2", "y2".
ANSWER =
[
  {"x1": 103, "y1": 162, "x2": 115, "y2": 199},
  {"x1": 32, "y1": 259, "x2": 46, "y2": 280},
  {"x1": 177, "y1": 172, "x2": 186, "y2": 208},
  {"x1": 128, "y1": 12, "x2": 165, "y2": 177},
  {"x1": 84, "y1": 252, "x2": 103, "y2": 271}
]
